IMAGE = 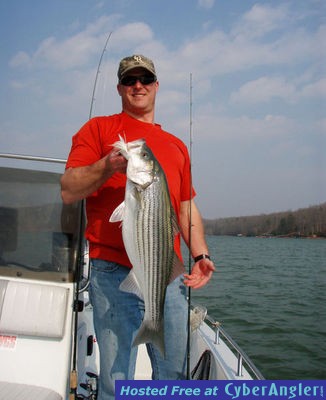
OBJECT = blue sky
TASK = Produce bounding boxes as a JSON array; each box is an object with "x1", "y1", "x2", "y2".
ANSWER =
[{"x1": 1, "y1": 0, "x2": 325, "y2": 218}]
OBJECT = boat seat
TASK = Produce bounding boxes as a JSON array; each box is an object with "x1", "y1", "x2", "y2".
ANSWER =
[
  {"x1": 0, "y1": 381, "x2": 62, "y2": 400},
  {"x1": 0, "y1": 279, "x2": 68, "y2": 338}
]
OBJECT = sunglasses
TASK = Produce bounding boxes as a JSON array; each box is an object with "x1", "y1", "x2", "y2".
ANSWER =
[{"x1": 119, "y1": 75, "x2": 157, "y2": 86}]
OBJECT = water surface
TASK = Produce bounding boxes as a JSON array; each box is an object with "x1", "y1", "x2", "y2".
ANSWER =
[{"x1": 191, "y1": 236, "x2": 326, "y2": 379}]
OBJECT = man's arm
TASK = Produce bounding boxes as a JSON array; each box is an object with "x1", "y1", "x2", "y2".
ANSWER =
[
  {"x1": 179, "y1": 200, "x2": 215, "y2": 289},
  {"x1": 60, "y1": 149, "x2": 127, "y2": 204}
]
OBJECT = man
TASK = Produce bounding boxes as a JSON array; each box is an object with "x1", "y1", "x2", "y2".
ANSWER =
[{"x1": 61, "y1": 55, "x2": 215, "y2": 399}]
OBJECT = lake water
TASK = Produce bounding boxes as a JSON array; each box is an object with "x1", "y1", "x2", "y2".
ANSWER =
[{"x1": 190, "y1": 236, "x2": 326, "y2": 380}]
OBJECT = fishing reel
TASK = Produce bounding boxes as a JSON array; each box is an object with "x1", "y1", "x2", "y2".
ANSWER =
[{"x1": 78, "y1": 371, "x2": 98, "y2": 400}]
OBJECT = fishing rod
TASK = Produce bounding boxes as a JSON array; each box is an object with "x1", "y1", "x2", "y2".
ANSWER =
[
  {"x1": 79, "y1": 30, "x2": 113, "y2": 295},
  {"x1": 186, "y1": 72, "x2": 193, "y2": 380},
  {"x1": 69, "y1": 31, "x2": 113, "y2": 400},
  {"x1": 89, "y1": 32, "x2": 113, "y2": 120}
]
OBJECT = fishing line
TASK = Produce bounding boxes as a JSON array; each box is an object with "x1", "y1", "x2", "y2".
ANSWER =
[{"x1": 186, "y1": 72, "x2": 193, "y2": 380}]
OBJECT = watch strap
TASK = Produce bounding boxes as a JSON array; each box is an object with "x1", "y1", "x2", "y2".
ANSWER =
[{"x1": 194, "y1": 254, "x2": 211, "y2": 263}]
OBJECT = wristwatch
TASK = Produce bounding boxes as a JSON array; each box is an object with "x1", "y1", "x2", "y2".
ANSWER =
[{"x1": 194, "y1": 254, "x2": 211, "y2": 263}]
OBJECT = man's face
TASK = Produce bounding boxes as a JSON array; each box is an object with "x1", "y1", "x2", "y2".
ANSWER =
[{"x1": 117, "y1": 67, "x2": 159, "y2": 117}]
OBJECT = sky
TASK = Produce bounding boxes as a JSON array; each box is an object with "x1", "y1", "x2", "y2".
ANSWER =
[{"x1": 0, "y1": 0, "x2": 325, "y2": 219}]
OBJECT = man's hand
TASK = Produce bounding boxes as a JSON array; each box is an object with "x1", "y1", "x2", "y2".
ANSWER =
[
  {"x1": 106, "y1": 148, "x2": 127, "y2": 175},
  {"x1": 184, "y1": 258, "x2": 215, "y2": 289},
  {"x1": 61, "y1": 148, "x2": 128, "y2": 204}
]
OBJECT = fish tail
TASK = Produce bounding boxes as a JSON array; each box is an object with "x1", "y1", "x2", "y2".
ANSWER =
[{"x1": 133, "y1": 320, "x2": 165, "y2": 357}]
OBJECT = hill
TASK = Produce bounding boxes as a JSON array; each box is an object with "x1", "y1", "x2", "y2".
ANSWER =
[{"x1": 204, "y1": 203, "x2": 326, "y2": 238}]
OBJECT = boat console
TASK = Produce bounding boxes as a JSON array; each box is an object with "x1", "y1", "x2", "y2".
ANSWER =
[{"x1": 0, "y1": 161, "x2": 85, "y2": 399}]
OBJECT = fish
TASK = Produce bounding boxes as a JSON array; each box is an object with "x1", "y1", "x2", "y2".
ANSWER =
[{"x1": 109, "y1": 136, "x2": 184, "y2": 356}]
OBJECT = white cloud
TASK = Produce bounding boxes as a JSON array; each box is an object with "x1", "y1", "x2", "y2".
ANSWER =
[
  {"x1": 198, "y1": 0, "x2": 215, "y2": 10},
  {"x1": 300, "y1": 78, "x2": 326, "y2": 98},
  {"x1": 175, "y1": 17, "x2": 323, "y2": 81},
  {"x1": 7, "y1": 7, "x2": 323, "y2": 138},
  {"x1": 95, "y1": 1, "x2": 105, "y2": 10},
  {"x1": 9, "y1": 15, "x2": 119, "y2": 70},
  {"x1": 9, "y1": 4, "x2": 323, "y2": 82},
  {"x1": 230, "y1": 76, "x2": 297, "y2": 104},
  {"x1": 9, "y1": 18, "x2": 157, "y2": 74},
  {"x1": 195, "y1": 112, "x2": 297, "y2": 141},
  {"x1": 10, "y1": 51, "x2": 32, "y2": 68},
  {"x1": 231, "y1": 3, "x2": 290, "y2": 39},
  {"x1": 109, "y1": 22, "x2": 154, "y2": 52},
  {"x1": 230, "y1": 76, "x2": 326, "y2": 105}
]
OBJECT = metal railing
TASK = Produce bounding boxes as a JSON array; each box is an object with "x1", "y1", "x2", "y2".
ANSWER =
[
  {"x1": 0, "y1": 153, "x2": 66, "y2": 164},
  {"x1": 205, "y1": 314, "x2": 265, "y2": 380}
]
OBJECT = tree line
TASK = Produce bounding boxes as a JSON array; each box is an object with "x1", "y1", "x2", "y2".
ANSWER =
[{"x1": 203, "y1": 203, "x2": 326, "y2": 238}]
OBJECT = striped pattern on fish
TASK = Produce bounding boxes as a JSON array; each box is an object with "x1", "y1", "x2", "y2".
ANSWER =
[{"x1": 109, "y1": 136, "x2": 184, "y2": 356}]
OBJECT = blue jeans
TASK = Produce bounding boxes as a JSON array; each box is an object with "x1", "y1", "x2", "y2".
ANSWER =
[{"x1": 89, "y1": 259, "x2": 188, "y2": 400}]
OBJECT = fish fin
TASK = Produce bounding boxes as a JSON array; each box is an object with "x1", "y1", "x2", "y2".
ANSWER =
[
  {"x1": 171, "y1": 209, "x2": 180, "y2": 236},
  {"x1": 170, "y1": 254, "x2": 186, "y2": 283},
  {"x1": 109, "y1": 201, "x2": 125, "y2": 222},
  {"x1": 169, "y1": 208, "x2": 185, "y2": 283},
  {"x1": 133, "y1": 320, "x2": 165, "y2": 357},
  {"x1": 119, "y1": 269, "x2": 144, "y2": 300}
]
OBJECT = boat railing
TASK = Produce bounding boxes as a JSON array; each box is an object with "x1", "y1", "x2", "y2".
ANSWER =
[
  {"x1": 0, "y1": 152, "x2": 66, "y2": 164},
  {"x1": 205, "y1": 314, "x2": 265, "y2": 380}
]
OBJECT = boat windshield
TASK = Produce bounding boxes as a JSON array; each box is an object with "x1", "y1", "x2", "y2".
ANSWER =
[{"x1": 0, "y1": 165, "x2": 83, "y2": 283}]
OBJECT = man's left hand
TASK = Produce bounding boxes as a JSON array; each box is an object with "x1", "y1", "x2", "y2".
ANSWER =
[{"x1": 184, "y1": 259, "x2": 215, "y2": 289}]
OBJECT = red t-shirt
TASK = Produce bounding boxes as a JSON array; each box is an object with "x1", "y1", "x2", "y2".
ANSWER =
[{"x1": 66, "y1": 112, "x2": 194, "y2": 268}]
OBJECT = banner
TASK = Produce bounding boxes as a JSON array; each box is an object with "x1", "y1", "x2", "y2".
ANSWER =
[{"x1": 116, "y1": 380, "x2": 325, "y2": 400}]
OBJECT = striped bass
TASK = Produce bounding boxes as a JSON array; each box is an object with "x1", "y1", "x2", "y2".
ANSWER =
[{"x1": 109, "y1": 136, "x2": 184, "y2": 356}]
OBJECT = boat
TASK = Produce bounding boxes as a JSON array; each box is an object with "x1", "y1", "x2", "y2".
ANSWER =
[{"x1": 0, "y1": 153, "x2": 264, "y2": 400}]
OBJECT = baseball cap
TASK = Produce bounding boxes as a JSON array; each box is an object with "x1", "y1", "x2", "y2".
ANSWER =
[{"x1": 117, "y1": 55, "x2": 157, "y2": 80}]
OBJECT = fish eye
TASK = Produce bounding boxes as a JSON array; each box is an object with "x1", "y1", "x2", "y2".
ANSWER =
[{"x1": 142, "y1": 151, "x2": 149, "y2": 159}]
